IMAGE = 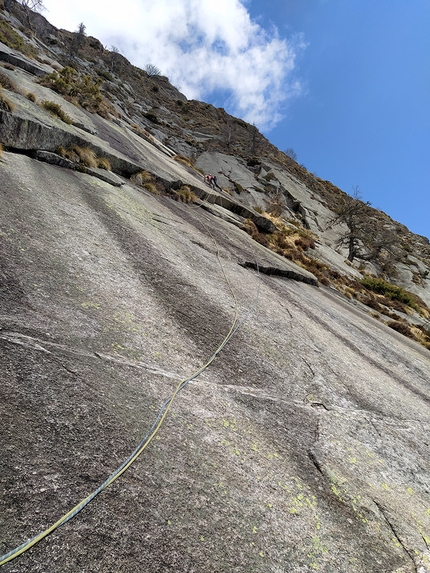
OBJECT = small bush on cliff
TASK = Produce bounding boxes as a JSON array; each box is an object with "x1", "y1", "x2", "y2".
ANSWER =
[
  {"x1": 0, "y1": 87, "x2": 15, "y2": 112},
  {"x1": 387, "y1": 320, "x2": 413, "y2": 338},
  {"x1": 233, "y1": 181, "x2": 244, "y2": 194},
  {"x1": 144, "y1": 112, "x2": 159, "y2": 124},
  {"x1": 40, "y1": 67, "x2": 115, "y2": 118},
  {"x1": 0, "y1": 20, "x2": 37, "y2": 58},
  {"x1": 41, "y1": 100, "x2": 72, "y2": 124},
  {"x1": 360, "y1": 276, "x2": 423, "y2": 313}
]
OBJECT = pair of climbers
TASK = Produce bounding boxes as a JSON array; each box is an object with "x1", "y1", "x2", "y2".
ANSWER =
[{"x1": 204, "y1": 173, "x2": 220, "y2": 190}]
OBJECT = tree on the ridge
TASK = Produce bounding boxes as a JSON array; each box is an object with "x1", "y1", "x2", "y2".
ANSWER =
[
  {"x1": 284, "y1": 148, "x2": 297, "y2": 161},
  {"x1": 327, "y1": 187, "x2": 401, "y2": 272},
  {"x1": 145, "y1": 64, "x2": 162, "y2": 77},
  {"x1": 69, "y1": 22, "x2": 86, "y2": 59},
  {"x1": 16, "y1": 0, "x2": 45, "y2": 30},
  {"x1": 19, "y1": 0, "x2": 44, "y2": 11},
  {"x1": 109, "y1": 45, "x2": 121, "y2": 73}
]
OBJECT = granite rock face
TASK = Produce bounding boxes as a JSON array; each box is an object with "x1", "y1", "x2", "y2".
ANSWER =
[
  {"x1": 1, "y1": 151, "x2": 429, "y2": 573},
  {"x1": 0, "y1": 4, "x2": 430, "y2": 572}
]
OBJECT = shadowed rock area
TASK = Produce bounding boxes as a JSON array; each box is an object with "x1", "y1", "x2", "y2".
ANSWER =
[{"x1": 0, "y1": 3, "x2": 430, "y2": 572}]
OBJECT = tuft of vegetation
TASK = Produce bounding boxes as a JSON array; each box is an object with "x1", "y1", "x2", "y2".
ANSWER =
[
  {"x1": 56, "y1": 145, "x2": 98, "y2": 168},
  {"x1": 233, "y1": 181, "x2": 244, "y2": 194},
  {"x1": 360, "y1": 276, "x2": 423, "y2": 313},
  {"x1": 130, "y1": 170, "x2": 153, "y2": 186},
  {"x1": 176, "y1": 185, "x2": 197, "y2": 204},
  {"x1": 0, "y1": 20, "x2": 37, "y2": 58},
  {"x1": 242, "y1": 211, "x2": 350, "y2": 287},
  {"x1": 96, "y1": 68, "x2": 113, "y2": 82},
  {"x1": 97, "y1": 157, "x2": 111, "y2": 171},
  {"x1": 70, "y1": 146, "x2": 97, "y2": 168},
  {"x1": 0, "y1": 71, "x2": 18, "y2": 92},
  {"x1": 0, "y1": 87, "x2": 15, "y2": 112},
  {"x1": 142, "y1": 182, "x2": 159, "y2": 194},
  {"x1": 294, "y1": 236, "x2": 316, "y2": 251},
  {"x1": 247, "y1": 157, "x2": 261, "y2": 167},
  {"x1": 40, "y1": 100, "x2": 73, "y2": 124},
  {"x1": 263, "y1": 172, "x2": 276, "y2": 182},
  {"x1": 173, "y1": 154, "x2": 193, "y2": 168},
  {"x1": 387, "y1": 320, "x2": 413, "y2": 338},
  {"x1": 0, "y1": 142, "x2": 3, "y2": 158},
  {"x1": 26, "y1": 92, "x2": 36, "y2": 102},
  {"x1": 40, "y1": 67, "x2": 116, "y2": 118}
]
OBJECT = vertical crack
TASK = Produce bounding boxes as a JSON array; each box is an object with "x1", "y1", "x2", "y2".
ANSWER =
[
  {"x1": 308, "y1": 449, "x2": 324, "y2": 475},
  {"x1": 302, "y1": 357, "x2": 315, "y2": 377},
  {"x1": 373, "y1": 500, "x2": 418, "y2": 572}
]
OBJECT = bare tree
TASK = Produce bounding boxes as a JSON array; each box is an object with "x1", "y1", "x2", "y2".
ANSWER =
[
  {"x1": 284, "y1": 148, "x2": 297, "y2": 161},
  {"x1": 327, "y1": 187, "x2": 401, "y2": 271},
  {"x1": 69, "y1": 22, "x2": 86, "y2": 59},
  {"x1": 223, "y1": 118, "x2": 235, "y2": 149},
  {"x1": 109, "y1": 45, "x2": 120, "y2": 73},
  {"x1": 250, "y1": 123, "x2": 260, "y2": 155},
  {"x1": 145, "y1": 64, "x2": 161, "y2": 77},
  {"x1": 17, "y1": 0, "x2": 45, "y2": 29},
  {"x1": 327, "y1": 187, "x2": 371, "y2": 263},
  {"x1": 77, "y1": 22, "x2": 86, "y2": 36},
  {"x1": 20, "y1": 0, "x2": 45, "y2": 11}
]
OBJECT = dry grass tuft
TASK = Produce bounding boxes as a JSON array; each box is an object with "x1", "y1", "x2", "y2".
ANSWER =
[
  {"x1": 0, "y1": 87, "x2": 15, "y2": 112},
  {"x1": 177, "y1": 185, "x2": 198, "y2": 203},
  {"x1": 0, "y1": 71, "x2": 18, "y2": 92},
  {"x1": 70, "y1": 146, "x2": 97, "y2": 168},
  {"x1": 387, "y1": 320, "x2": 413, "y2": 338},
  {"x1": 130, "y1": 170, "x2": 153, "y2": 186},
  {"x1": 143, "y1": 182, "x2": 159, "y2": 194},
  {"x1": 0, "y1": 143, "x2": 3, "y2": 158},
  {"x1": 56, "y1": 145, "x2": 98, "y2": 168},
  {"x1": 97, "y1": 157, "x2": 111, "y2": 171},
  {"x1": 26, "y1": 92, "x2": 36, "y2": 102},
  {"x1": 173, "y1": 154, "x2": 194, "y2": 168},
  {"x1": 41, "y1": 100, "x2": 72, "y2": 124}
]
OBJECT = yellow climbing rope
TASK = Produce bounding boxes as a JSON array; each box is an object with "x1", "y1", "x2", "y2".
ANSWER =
[{"x1": 0, "y1": 200, "x2": 260, "y2": 566}]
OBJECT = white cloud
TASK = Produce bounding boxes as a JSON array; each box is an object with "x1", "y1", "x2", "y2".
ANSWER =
[{"x1": 43, "y1": 0, "x2": 305, "y2": 130}]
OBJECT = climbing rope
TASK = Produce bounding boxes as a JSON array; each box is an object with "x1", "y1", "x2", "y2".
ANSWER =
[{"x1": 0, "y1": 199, "x2": 261, "y2": 566}]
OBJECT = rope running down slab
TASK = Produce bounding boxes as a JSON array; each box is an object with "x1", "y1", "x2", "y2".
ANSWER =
[{"x1": 0, "y1": 203, "x2": 261, "y2": 566}]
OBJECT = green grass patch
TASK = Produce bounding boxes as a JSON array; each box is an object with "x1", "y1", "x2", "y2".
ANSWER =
[
  {"x1": 0, "y1": 20, "x2": 37, "y2": 59},
  {"x1": 360, "y1": 276, "x2": 421, "y2": 312}
]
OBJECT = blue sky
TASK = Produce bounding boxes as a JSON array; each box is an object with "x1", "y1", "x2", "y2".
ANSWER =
[
  {"x1": 42, "y1": 0, "x2": 429, "y2": 239},
  {"x1": 247, "y1": 0, "x2": 430, "y2": 239}
]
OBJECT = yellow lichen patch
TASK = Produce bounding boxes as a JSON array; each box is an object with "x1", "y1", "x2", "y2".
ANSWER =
[{"x1": 81, "y1": 301, "x2": 101, "y2": 309}]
